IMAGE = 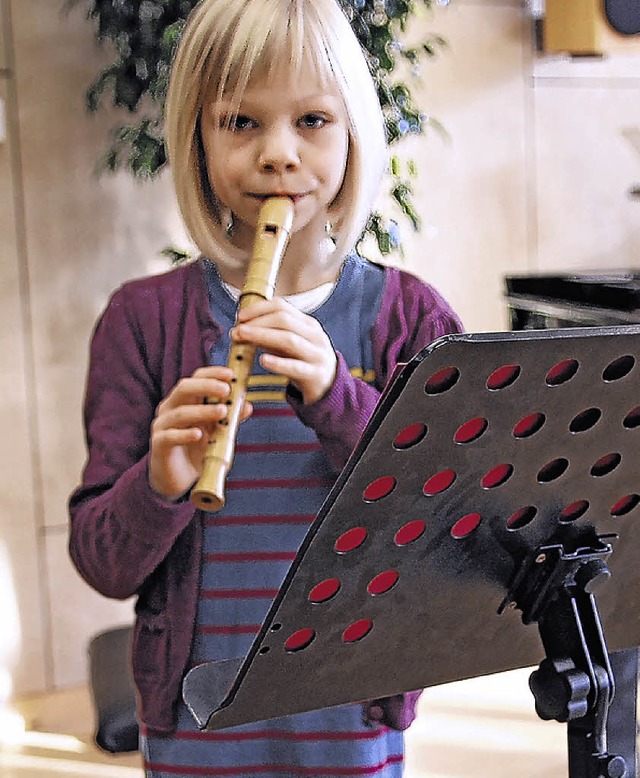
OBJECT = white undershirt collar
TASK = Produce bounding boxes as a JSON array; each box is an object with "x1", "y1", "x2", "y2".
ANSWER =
[{"x1": 223, "y1": 281, "x2": 335, "y2": 313}]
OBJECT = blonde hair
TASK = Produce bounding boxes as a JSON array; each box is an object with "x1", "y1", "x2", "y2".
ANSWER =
[{"x1": 164, "y1": 0, "x2": 387, "y2": 265}]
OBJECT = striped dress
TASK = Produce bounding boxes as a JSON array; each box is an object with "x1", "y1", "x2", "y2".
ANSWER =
[{"x1": 142, "y1": 256, "x2": 405, "y2": 777}]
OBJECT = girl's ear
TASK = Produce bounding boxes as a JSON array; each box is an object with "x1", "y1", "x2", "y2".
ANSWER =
[
  {"x1": 224, "y1": 209, "x2": 235, "y2": 238},
  {"x1": 327, "y1": 185, "x2": 347, "y2": 231}
]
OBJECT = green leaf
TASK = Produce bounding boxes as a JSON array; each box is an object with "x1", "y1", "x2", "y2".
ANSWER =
[{"x1": 160, "y1": 245, "x2": 192, "y2": 265}]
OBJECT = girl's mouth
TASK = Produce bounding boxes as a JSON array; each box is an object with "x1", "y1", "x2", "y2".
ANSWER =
[{"x1": 249, "y1": 192, "x2": 308, "y2": 204}]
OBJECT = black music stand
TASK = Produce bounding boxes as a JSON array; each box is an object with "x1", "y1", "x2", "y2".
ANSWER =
[{"x1": 184, "y1": 325, "x2": 640, "y2": 777}]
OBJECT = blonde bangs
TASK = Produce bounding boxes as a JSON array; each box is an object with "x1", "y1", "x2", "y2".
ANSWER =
[{"x1": 207, "y1": 1, "x2": 335, "y2": 113}]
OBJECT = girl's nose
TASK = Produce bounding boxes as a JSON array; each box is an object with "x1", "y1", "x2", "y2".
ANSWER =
[{"x1": 258, "y1": 127, "x2": 300, "y2": 173}]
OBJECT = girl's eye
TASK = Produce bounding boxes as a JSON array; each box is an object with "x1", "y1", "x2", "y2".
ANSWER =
[
  {"x1": 220, "y1": 114, "x2": 257, "y2": 131},
  {"x1": 299, "y1": 113, "x2": 327, "y2": 129}
]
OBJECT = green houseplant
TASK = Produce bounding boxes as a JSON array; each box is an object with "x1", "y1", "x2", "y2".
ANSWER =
[{"x1": 68, "y1": 0, "x2": 447, "y2": 257}]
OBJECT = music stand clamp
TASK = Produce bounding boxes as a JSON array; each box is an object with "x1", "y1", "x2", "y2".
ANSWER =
[
  {"x1": 183, "y1": 326, "x2": 640, "y2": 778},
  {"x1": 500, "y1": 532, "x2": 626, "y2": 777}
]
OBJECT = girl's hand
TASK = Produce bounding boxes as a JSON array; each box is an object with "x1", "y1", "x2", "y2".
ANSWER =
[
  {"x1": 149, "y1": 366, "x2": 253, "y2": 501},
  {"x1": 232, "y1": 298, "x2": 337, "y2": 405}
]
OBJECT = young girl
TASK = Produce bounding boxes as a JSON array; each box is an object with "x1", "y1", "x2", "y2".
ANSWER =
[{"x1": 69, "y1": 0, "x2": 462, "y2": 776}]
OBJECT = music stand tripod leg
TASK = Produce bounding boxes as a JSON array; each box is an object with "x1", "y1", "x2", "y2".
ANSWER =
[
  {"x1": 530, "y1": 588, "x2": 627, "y2": 777},
  {"x1": 606, "y1": 648, "x2": 638, "y2": 777}
]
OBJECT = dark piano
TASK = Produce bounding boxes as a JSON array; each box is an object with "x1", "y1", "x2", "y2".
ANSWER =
[{"x1": 505, "y1": 271, "x2": 640, "y2": 330}]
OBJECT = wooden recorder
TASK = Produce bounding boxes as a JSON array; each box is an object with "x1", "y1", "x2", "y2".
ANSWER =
[{"x1": 190, "y1": 196, "x2": 294, "y2": 512}]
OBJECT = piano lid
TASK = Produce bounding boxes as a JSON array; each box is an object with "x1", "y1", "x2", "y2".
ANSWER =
[{"x1": 505, "y1": 271, "x2": 640, "y2": 312}]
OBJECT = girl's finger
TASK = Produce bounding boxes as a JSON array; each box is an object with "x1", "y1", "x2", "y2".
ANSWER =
[
  {"x1": 152, "y1": 427, "x2": 204, "y2": 449},
  {"x1": 232, "y1": 325, "x2": 311, "y2": 359},
  {"x1": 153, "y1": 402, "x2": 229, "y2": 432},
  {"x1": 160, "y1": 378, "x2": 231, "y2": 410}
]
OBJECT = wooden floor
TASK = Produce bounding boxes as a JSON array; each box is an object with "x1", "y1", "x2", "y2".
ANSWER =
[{"x1": 1, "y1": 668, "x2": 574, "y2": 777}]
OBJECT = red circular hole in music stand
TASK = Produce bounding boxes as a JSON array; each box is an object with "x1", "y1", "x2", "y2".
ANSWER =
[
  {"x1": 623, "y1": 406, "x2": 640, "y2": 429},
  {"x1": 603, "y1": 355, "x2": 635, "y2": 382},
  {"x1": 393, "y1": 423, "x2": 427, "y2": 450},
  {"x1": 454, "y1": 417, "x2": 488, "y2": 444},
  {"x1": 481, "y1": 463, "x2": 513, "y2": 489},
  {"x1": 569, "y1": 408, "x2": 602, "y2": 434},
  {"x1": 342, "y1": 619, "x2": 373, "y2": 643},
  {"x1": 423, "y1": 469, "x2": 456, "y2": 496},
  {"x1": 284, "y1": 628, "x2": 316, "y2": 652},
  {"x1": 513, "y1": 412, "x2": 546, "y2": 438},
  {"x1": 538, "y1": 458, "x2": 569, "y2": 483},
  {"x1": 560, "y1": 500, "x2": 589, "y2": 523},
  {"x1": 309, "y1": 578, "x2": 341, "y2": 604},
  {"x1": 334, "y1": 527, "x2": 367, "y2": 553},
  {"x1": 451, "y1": 513, "x2": 481, "y2": 539},
  {"x1": 363, "y1": 476, "x2": 396, "y2": 502},
  {"x1": 425, "y1": 366, "x2": 460, "y2": 395},
  {"x1": 611, "y1": 494, "x2": 640, "y2": 517},
  {"x1": 422, "y1": 470, "x2": 456, "y2": 497},
  {"x1": 367, "y1": 570, "x2": 399, "y2": 596},
  {"x1": 506, "y1": 506, "x2": 537, "y2": 530},
  {"x1": 486, "y1": 364, "x2": 521, "y2": 390},
  {"x1": 394, "y1": 519, "x2": 426, "y2": 546},
  {"x1": 546, "y1": 358, "x2": 579, "y2": 386},
  {"x1": 591, "y1": 453, "x2": 621, "y2": 477}
]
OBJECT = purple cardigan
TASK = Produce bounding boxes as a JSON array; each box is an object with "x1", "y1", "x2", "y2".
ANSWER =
[{"x1": 69, "y1": 258, "x2": 462, "y2": 735}]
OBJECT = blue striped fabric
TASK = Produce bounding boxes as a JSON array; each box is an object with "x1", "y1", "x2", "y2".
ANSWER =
[{"x1": 142, "y1": 257, "x2": 404, "y2": 777}]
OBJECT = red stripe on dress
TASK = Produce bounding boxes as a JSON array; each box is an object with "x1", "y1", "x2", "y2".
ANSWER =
[
  {"x1": 251, "y1": 407, "x2": 296, "y2": 418},
  {"x1": 205, "y1": 552, "x2": 296, "y2": 562},
  {"x1": 200, "y1": 589, "x2": 279, "y2": 599},
  {"x1": 227, "y1": 478, "x2": 332, "y2": 490},
  {"x1": 236, "y1": 442, "x2": 321, "y2": 454},
  {"x1": 145, "y1": 755, "x2": 404, "y2": 775},
  {"x1": 206, "y1": 514, "x2": 315, "y2": 527}
]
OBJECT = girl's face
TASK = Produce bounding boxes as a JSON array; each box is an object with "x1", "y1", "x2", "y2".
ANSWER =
[{"x1": 200, "y1": 61, "x2": 349, "y2": 252}]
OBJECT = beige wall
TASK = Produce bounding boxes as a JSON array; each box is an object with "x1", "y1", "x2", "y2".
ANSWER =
[
  {"x1": 1, "y1": 0, "x2": 639, "y2": 696},
  {"x1": 1, "y1": 0, "x2": 188, "y2": 695}
]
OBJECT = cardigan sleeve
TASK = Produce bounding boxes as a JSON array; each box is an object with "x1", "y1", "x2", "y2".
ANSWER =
[
  {"x1": 289, "y1": 266, "x2": 463, "y2": 471},
  {"x1": 68, "y1": 285, "x2": 197, "y2": 600},
  {"x1": 371, "y1": 266, "x2": 464, "y2": 390}
]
